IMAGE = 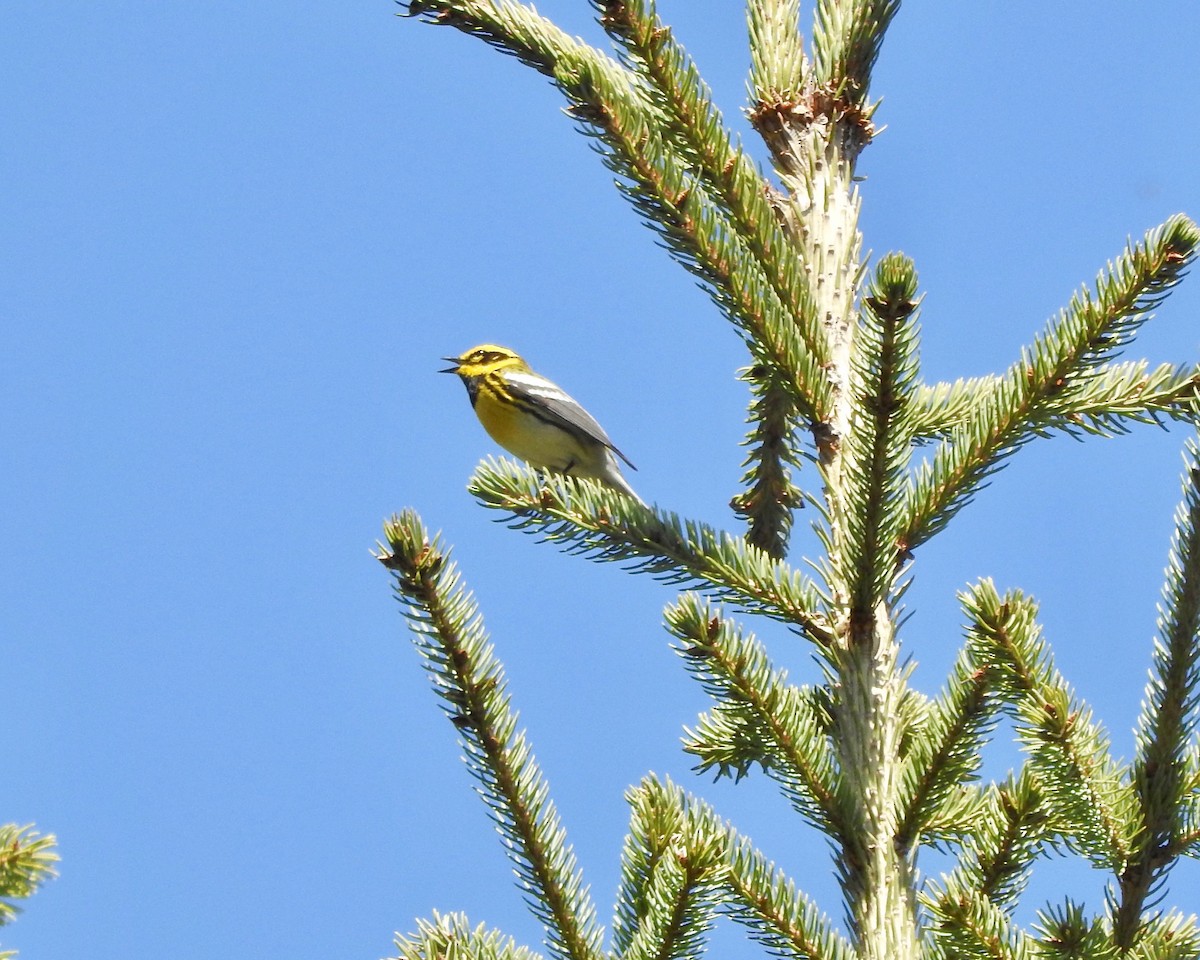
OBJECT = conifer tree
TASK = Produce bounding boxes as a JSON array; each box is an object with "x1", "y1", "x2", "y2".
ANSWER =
[{"x1": 380, "y1": 4, "x2": 1200, "y2": 959}]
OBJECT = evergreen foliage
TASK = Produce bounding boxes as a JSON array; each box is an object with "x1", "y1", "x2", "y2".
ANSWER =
[
  {"x1": 0, "y1": 825, "x2": 58, "y2": 959},
  {"x1": 383, "y1": 4, "x2": 1200, "y2": 959}
]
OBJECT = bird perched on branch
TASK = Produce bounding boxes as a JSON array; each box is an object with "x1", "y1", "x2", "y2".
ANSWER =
[{"x1": 441, "y1": 344, "x2": 645, "y2": 506}]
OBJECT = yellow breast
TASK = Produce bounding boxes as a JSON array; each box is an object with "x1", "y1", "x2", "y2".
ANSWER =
[{"x1": 472, "y1": 380, "x2": 590, "y2": 474}]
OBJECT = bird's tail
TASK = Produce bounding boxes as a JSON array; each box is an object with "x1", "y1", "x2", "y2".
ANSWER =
[{"x1": 598, "y1": 458, "x2": 647, "y2": 507}]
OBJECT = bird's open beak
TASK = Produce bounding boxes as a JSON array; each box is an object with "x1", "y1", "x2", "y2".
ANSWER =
[{"x1": 439, "y1": 357, "x2": 462, "y2": 374}]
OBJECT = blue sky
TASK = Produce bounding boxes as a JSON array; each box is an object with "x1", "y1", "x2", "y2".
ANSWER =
[{"x1": 4, "y1": 2, "x2": 1200, "y2": 956}]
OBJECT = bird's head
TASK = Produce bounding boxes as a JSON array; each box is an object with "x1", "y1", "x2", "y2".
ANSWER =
[{"x1": 440, "y1": 344, "x2": 531, "y2": 380}]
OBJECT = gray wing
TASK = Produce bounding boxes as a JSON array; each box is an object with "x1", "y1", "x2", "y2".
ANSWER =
[{"x1": 504, "y1": 371, "x2": 637, "y2": 469}]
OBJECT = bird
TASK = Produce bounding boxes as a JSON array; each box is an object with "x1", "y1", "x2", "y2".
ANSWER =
[{"x1": 441, "y1": 344, "x2": 645, "y2": 505}]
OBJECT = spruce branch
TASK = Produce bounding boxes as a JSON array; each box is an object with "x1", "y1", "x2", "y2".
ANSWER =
[
  {"x1": 617, "y1": 775, "x2": 850, "y2": 960},
  {"x1": 969, "y1": 775, "x2": 1053, "y2": 909},
  {"x1": 0, "y1": 825, "x2": 57, "y2": 927},
  {"x1": 640, "y1": 178, "x2": 830, "y2": 423},
  {"x1": 1117, "y1": 437, "x2": 1200, "y2": 947},
  {"x1": 733, "y1": 369, "x2": 806, "y2": 560},
  {"x1": 401, "y1": 0, "x2": 621, "y2": 80},
  {"x1": 909, "y1": 374, "x2": 1003, "y2": 440},
  {"x1": 378, "y1": 511, "x2": 603, "y2": 960},
  {"x1": 896, "y1": 636, "x2": 1005, "y2": 851},
  {"x1": 933, "y1": 773, "x2": 1051, "y2": 912},
  {"x1": 588, "y1": 0, "x2": 835, "y2": 544},
  {"x1": 905, "y1": 780, "x2": 992, "y2": 844},
  {"x1": 594, "y1": 0, "x2": 829, "y2": 369},
  {"x1": 962, "y1": 581, "x2": 1135, "y2": 871},
  {"x1": 1029, "y1": 900, "x2": 1110, "y2": 960},
  {"x1": 403, "y1": 0, "x2": 832, "y2": 423},
  {"x1": 923, "y1": 881, "x2": 1034, "y2": 960},
  {"x1": 611, "y1": 777, "x2": 727, "y2": 960},
  {"x1": 1047, "y1": 361, "x2": 1200, "y2": 437},
  {"x1": 724, "y1": 835, "x2": 855, "y2": 960},
  {"x1": 468, "y1": 458, "x2": 833, "y2": 642},
  {"x1": 747, "y1": 0, "x2": 809, "y2": 103},
  {"x1": 835, "y1": 253, "x2": 920, "y2": 616},
  {"x1": 678, "y1": 702, "x2": 774, "y2": 782},
  {"x1": 394, "y1": 912, "x2": 546, "y2": 960},
  {"x1": 1123, "y1": 910, "x2": 1200, "y2": 960},
  {"x1": 667, "y1": 595, "x2": 841, "y2": 831},
  {"x1": 1012, "y1": 689, "x2": 1136, "y2": 872},
  {"x1": 810, "y1": 0, "x2": 900, "y2": 111},
  {"x1": 912, "y1": 362, "x2": 1200, "y2": 442},
  {"x1": 1183, "y1": 769, "x2": 1200, "y2": 857},
  {"x1": 632, "y1": 775, "x2": 853, "y2": 960},
  {"x1": 902, "y1": 215, "x2": 1200, "y2": 551}
]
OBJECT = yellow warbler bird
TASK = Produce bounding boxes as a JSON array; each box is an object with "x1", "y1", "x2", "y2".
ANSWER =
[{"x1": 441, "y1": 344, "x2": 645, "y2": 505}]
